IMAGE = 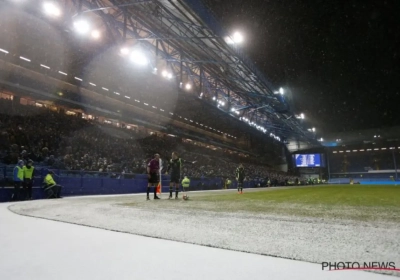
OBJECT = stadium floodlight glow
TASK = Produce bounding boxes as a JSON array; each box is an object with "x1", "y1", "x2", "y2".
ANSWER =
[
  {"x1": 212, "y1": 96, "x2": 216, "y2": 100},
  {"x1": 312, "y1": 127, "x2": 316, "y2": 132},
  {"x1": 40, "y1": 64, "x2": 50, "y2": 69},
  {"x1": 43, "y1": 2, "x2": 61, "y2": 17},
  {"x1": 221, "y1": 102, "x2": 225, "y2": 106},
  {"x1": 279, "y1": 87, "x2": 284, "y2": 95},
  {"x1": 130, "y1": 50, "x2": 148, "y2": 66},
  {"x1": 0, "y1": 48, "x2": 9, "y2": 54},
  {"x1": 185, "y1": 84, "x2": 192, "y2": 90},
  {"x1": 232, "y1": 32, "x2": 244, "y2": 44},
  {"x1": 300, "y1": 113, "x2": 305, "y2": 119},
  {"x1": 162, "y1": 70, "x2": 168, "y2": 77},
  {"x1": 120, "y1": 47, "x2": 130, "y2": 55},
  {"x1": 91, "y1": 30, "x2": 100, "y2": 39},
  {"x1": 73, "y1": 20, "x2": 90, "y2": 35}
]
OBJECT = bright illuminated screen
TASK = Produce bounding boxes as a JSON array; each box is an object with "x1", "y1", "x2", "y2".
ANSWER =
[{"x1": 295, "y1": 154, "x2": 321, "y2": 167}]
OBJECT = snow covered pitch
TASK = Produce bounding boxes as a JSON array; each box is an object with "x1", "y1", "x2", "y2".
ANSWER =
[{"x1": 2, "y1": 186, "x2": 400, "y2": 279}]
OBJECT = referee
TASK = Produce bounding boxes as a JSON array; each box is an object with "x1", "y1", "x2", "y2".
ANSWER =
[
  {"x1": 166, "y1": 152, "x2": 195, "y2": 199},
  {"x1": 146, "y1": 154, "x2": 161, "y2": 200}
]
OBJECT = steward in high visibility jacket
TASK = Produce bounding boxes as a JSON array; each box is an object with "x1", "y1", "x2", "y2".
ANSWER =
[
  {"x1": 23, "y1": 159, "x2": 35, "y2": 200},
  {"x1": 182, "y1": 176, "x2": 190, "y2": 189},
  {"x1": 43, "y1": 171, "x2": 62, "y2": 199},
  {"x1": 44, "y1": 173, "x2": 56, "y2": 186},
  {"x1": 225, "y1": 178, "x2": 232, "y2": 189},
  {"x1": 13, "y1": 160, "x2": 24, "y2": 182},
  {"x1": 12, "y1": 160, "x2": 24, "y2": 201}
]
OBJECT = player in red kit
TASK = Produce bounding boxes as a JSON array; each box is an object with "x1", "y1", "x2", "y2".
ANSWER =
[{"x1": 146, "y1": 153, "x2": 161, "y2": 200}]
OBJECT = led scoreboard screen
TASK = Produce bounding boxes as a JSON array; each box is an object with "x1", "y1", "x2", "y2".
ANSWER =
[{"x1": 294, "y1": 154, "x2": 321, "y2": 168}]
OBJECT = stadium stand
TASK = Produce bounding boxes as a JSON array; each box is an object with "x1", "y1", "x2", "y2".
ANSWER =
[{"x1": 0, "y1": 98, "x2": 297, "y2": 190}]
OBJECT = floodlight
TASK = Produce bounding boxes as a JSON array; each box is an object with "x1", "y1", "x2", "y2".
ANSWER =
[
  {"x1": 43, "y1": 2, "x2": 61, "y2": 17},
  {"x1": 91, "y1": 30, "x2": 100, "y2": 39},
  {"x1": 185, "y1": 84, "x2": 192, "y2": 90},
  {"x1": 130, "y1": 50, "x2": 148, "y2": 65},
  {"x1": 162, "y1": 70, "x2": 168, "y2": 77},
  {"x1": 279, "y1": 87, "x2": 284, "y2": 95},
  {"x1": 120, "y1": 47, "x2": 129, "y2": 55},
  {"x1": 232, "y1": 32, "x2": 243, "y2": 44},
  {"x1": 73, "y1": 20, "x2": 90, "y2": 35}
]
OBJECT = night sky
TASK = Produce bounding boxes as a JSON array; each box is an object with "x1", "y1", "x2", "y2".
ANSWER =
[{"x1": 203, "y1": 0, "x2": 400, "y2": 135}]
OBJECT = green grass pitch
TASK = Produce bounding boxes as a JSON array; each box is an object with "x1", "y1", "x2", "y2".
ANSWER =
[
  {"x1": 122, "y1": 185, "x2": 400, "y2": 222},
  {"x1": 192, "y1": 185, "x2": 400, "y2": 222}
]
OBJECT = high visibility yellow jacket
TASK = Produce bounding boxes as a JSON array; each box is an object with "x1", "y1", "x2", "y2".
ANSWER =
[
  {"x1": 44, "y1": 174, "x2": 56, "y2": 186},
  {"x1": 23, "y1": 166, "x2": 34, "y2": 179},
  {"x1": 182, "y1": 177, "x2": 190, "y2": 188},
  {"x1": 13, "y1": 166, "x2": 24, "y2": 182}
]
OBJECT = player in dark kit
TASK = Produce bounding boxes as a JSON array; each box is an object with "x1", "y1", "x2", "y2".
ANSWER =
[
  {"x1": 146, "y1": 154, "x2": 161, "y2": 200},
  {"x1": 235, "y1": 163, "x2": 245, "y2": 194},
  {"x1": 166, "y1": 152, "x2": 195, "y2": 199}
]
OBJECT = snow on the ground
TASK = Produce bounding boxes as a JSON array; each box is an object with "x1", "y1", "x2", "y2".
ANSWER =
[
  {"x1": 4, "y1": 190, "x2": 400, "y2": 279},
  {"x1": 0, "y1": 202, "x2": 397, "y2": 280}
]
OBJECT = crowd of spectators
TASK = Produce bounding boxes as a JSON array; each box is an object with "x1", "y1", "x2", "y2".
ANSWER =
[{"x1": 0, "y1": 99, "x2": 297, "y2": 184}]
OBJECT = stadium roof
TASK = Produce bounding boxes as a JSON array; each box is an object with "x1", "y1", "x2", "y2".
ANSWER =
[{"x1": 1, "y1": 0, "x2": 319, "y2": 145}]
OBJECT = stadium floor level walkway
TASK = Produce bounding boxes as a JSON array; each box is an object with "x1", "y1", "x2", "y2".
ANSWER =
[{"x1": 0, "y1": 199, "x2": 397, "y2": 280}]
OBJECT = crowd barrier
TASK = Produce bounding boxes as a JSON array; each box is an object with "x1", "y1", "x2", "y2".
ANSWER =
[{"x1": 0, "y1": 166, "x2": 262, "y2": 202}]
